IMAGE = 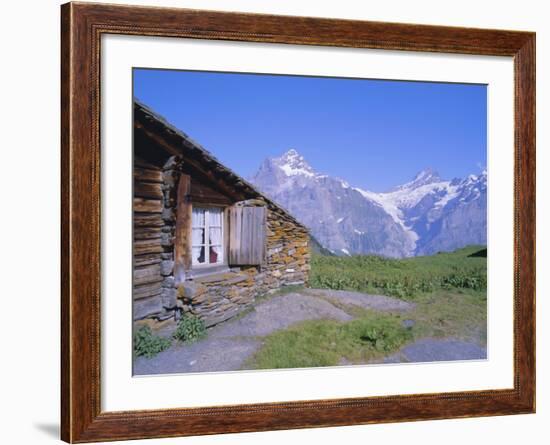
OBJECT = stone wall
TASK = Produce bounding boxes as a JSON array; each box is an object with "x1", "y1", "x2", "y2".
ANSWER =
[
  {"x1": 157, "y1": 157, "x2": 181, "y2": 318},
  {"x1": 264, "y1": 205, "x2": 311, "y2": 287},
  {"x1": 177, "y1": 204, "x2": 310, "y2": 327}
]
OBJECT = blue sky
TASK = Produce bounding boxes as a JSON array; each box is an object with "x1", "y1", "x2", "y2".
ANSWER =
[{"x1": 134, "y1": 68, "x2": 487, "y2": 192}]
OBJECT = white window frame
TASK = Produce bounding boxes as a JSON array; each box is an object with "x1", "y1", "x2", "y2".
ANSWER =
[{"x1": 191, "y1": 206, "x2": 225, "y2": 268}]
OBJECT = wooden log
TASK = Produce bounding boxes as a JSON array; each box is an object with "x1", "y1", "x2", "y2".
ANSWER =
[
  {"x1": 190, "y1": 180, "x2": 232, "y2": 205},
  {"x1": 134, "y1": 181, "x2": 163, "y2": 199},
  {"x1": 134, "y1": 227, "x2": 162, "y2": 240},
  {"x1": 134, "y1": 253, "x2": 162, "y2": 267},
  {"x1": 134, "y1": 157, "x2": 162, "y2": 171},
  {"x1": 134, "y1": 168, "x2": 163, "y2": 184},
  {"x1": 134, "y1": 213, "x2": 164, "y2": 227},
  {"x1": 134, "y1": 264, "x2": 162, "y2": 286},
  {"x1": 134, "y1": 239, "x2": 162, "y2": 255},
  {"x1": 133, "y1": 281, "x2": 163, "y2": 300},
  {"x1": 133, "y1": 295, "x2": 163, "y2": 320},
  {"x1": 174, "y1": 174, "x2": 192, "y2": 284},
  {"x1": 133, "y1": 198, "x2": 162, "y2": 213}
]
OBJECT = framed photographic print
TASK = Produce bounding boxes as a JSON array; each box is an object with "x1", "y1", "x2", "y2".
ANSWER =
[{"x1": 61, "y1": 2, "x2": 535, "y2": 442}]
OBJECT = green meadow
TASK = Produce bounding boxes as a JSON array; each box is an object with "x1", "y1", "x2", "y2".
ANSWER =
[
  {"x1": 248, "y1": 246, "x2": 487, "y2": 370},
  {"x1": 310, "y1": 245, "x2": 487, "y2": 299}
]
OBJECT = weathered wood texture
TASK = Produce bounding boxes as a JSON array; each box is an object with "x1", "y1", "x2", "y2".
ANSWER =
[
  {"x1": 133, "y1": 227, "x2": 162, "y2": 240},
  {"x1": 134, "y1": 181, "x2": 162, "y2": 199},
  {"x1": 174, "y1": 174, "x2": 192, "y2": 284},
  {"x1": 132, "y1": 162, "x2": 164, "y2": 319},
  {"x1": 61, "y1": 2, "x2": 535, "y2": 443},
  {"x1": 229, "y1": 205, "x2": 267, "y2": 266},
  {"x1": 134, "y1": 166, "x2": 162, "y2": 183},
  {"x1": 134, "y1": 213, "x2": 164, "y2": 228},
  {"x1": 133, "y1": 197, "x2": 162, "y2": 213},
  {"x1": 133, "y1": 264, "x2": 162, "y2": 286},
  {"x1": 190, "y1": 179, "x2": 233, "y2": 205},
  {"x1": 135, "y1": 122, "x2": 250, "y2": 204},
  {"x1": 133, "y1": 295, "x2": 163, "y2": 320},
  {"x1": 133, "y1": 281, "x2": 163, "y2": 300}
]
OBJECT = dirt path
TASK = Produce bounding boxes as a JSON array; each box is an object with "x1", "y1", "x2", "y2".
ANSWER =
[
  {"x1": 133, "y1": 289, "x2": 484, "y2": 375},
  {"x1": 135, "y1": 292, "x2": 352, "y2": 375}
]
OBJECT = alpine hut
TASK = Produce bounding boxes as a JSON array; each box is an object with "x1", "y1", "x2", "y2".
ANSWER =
[{"x1": 133, "y1": 101, "x2": 311, "y2": 327}]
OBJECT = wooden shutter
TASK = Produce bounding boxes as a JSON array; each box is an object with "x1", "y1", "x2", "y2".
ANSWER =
[
  {"x1": 174, "y1": 174, "x2": 191, "y2": 284},
  {"x1": 229, "y1": 205, "x2": 267, "y2": 266}
]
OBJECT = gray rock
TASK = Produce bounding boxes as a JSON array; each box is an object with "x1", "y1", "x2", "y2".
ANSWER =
[
  {"x1": 383, "y1": 338, "x2": 487, "y2": 363},
  {"x1": 209, "y1": 292, "x2": 353, "y2": 338},
  {"x1": 162, "y1": 156, "x2": 179, "y2": 171},
  {"x1": 162, "y1": 276, "x2": 175, "y2": 288},
  {"x1": 160, "y1": 260, "x2": 174, "y2": 276},
  {"x1": 161, "y1": 287, "x2": 178, "y2": 309},
  {"x1": 308, "y1": 289, "x2": 415, "y2": 312},
  {"x1": 181, "y1": 281, "x2": 200, "y2": 298},
  {"x1": 161, "y1": 232, "x2": 174, "y2": 246},
  {"x1": 162, "y1": 208, "x2": 175, "y2": 222}
]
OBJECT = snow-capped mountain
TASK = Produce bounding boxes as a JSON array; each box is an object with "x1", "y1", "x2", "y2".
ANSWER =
[{"x1": 250, "y1": 149, "x2": 487, "y2": 257}]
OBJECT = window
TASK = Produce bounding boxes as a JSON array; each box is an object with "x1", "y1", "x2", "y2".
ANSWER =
[{"x1": 191, "y1": 207, "x2": 224, "y2": 266}]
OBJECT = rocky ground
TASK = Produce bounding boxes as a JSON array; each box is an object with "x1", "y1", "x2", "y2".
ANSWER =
[{"x1": 134, "y1": 289, "x2": 486, "y2": 375}]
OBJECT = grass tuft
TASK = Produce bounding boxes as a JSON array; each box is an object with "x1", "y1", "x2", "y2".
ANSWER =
[
  {"x1": 173, "y1": 314, "x2": 206, "y2": 343},
  {"x1": 248, "y1": 312, "x2": 413, "y2": 369},
  {"x1": 134, "y1": 326, "x2": 172, "y2": 358}
]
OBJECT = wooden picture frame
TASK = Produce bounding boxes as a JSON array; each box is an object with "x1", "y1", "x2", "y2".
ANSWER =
[{"x1": 61, "y1": 2, "x2": 535, "y2": 442}]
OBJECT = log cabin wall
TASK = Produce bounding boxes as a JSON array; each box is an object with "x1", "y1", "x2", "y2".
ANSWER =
[
  {"x1": 133, "y1": 156, "x2": 181, "y2": 321},
  {"x1": 133, "y1": 166, "x2": 311, "y2": 326}
]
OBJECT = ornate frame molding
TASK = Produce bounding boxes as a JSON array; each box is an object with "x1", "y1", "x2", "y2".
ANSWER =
[{"x1": 61, "y1": 2, "x2": 535, "y2": 442}]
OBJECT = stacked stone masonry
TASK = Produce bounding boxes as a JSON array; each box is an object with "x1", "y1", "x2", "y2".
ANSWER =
[{"x1": 178, "y1": 205, "x2": 310, "y2": 327}]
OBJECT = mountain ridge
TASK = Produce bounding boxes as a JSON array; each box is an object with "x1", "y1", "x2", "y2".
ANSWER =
[{"x1": 250, "y1": 149, "x2": 487, "y2": 258}]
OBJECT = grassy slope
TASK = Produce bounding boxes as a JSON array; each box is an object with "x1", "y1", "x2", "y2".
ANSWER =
[
  {"x1": 247, "y1": 246, "x2": 487, "y2": 370},
  {"x1": 310, "y1": 245, "x2": 487, "y2": 299}
]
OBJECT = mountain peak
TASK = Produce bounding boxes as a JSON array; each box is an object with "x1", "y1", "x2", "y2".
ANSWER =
[
  {"x1": 413, "y1": 167, "x2": 441, "y2": 182},
  {"x1": 274, "y1": 149, "x2": 316, "y2": 177},
  {"x1": 282, "y1": 148, "x2": 300, "y2": 158},
  {"x1": 392, "y1": 168, "x2": 442, "y2": 191}
]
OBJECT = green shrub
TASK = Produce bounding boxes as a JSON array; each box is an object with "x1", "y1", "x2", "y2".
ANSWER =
[
  {"x1": 356, "y1": 320, "x2": 411, "y2": 352},
  {"x1": 134, "y1": 326, "x2": 172, "y2": 358},
  {"x1": 173, "y1": 314, "x2": 206, "y2": 343}
]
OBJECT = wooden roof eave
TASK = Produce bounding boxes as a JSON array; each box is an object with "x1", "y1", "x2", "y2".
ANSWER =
[{"x1": 134, "y1": 101, "x2": 309, "y2": 231}]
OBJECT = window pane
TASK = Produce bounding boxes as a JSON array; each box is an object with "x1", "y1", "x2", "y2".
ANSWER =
[
  {"x1": 209, "y1": 227, "x2": 222, "y2": 245},
  {"x1": 192, "y1": 246, "x2": 205, "y2": 264},
  {"x1": 192, "y1": 207, "x2": 205, "y2": 227},
  {"x1": 192, "y1": 228, "x2": 205, "y2": 245},
  {"x1": 209, "y1": 208, "x2": 222, "y2": 226},
  {"x1": 209, "y1": 245, "x2": 221, "y2": 264}
]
